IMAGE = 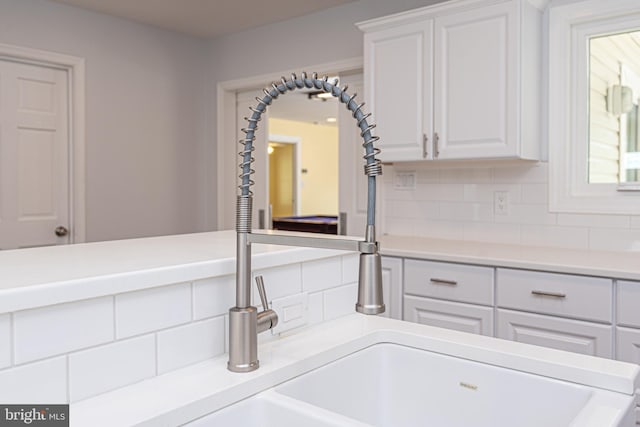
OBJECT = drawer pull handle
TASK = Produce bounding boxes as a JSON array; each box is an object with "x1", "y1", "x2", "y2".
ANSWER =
[
  {"x1": 531, "y1": 290, "x2": 566, "y2": 299},
  {"x1": 430, "y1": 278, "x2": 458, "y2": 286}
]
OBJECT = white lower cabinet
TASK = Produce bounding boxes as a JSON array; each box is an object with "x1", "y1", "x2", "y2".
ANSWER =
[
  {"x1": 616, "y1": 326, "x2": 640, "y2": 425},
  {"x1": 497, "y1": 309, "x2": 613, "y2": 358},
  {"x1": 404, "y1": 295, "x2": 493, "y2": 336},
  {"x1": 399, "y1": 255, "x2": 635, "y2": 422},
  {"x1": 381, "y1": 257, "x2": 403, "y2": 320}
]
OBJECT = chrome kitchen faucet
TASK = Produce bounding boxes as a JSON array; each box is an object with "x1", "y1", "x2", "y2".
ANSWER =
[{"x1": 228, "y1": 72, "x2": 384, "y2": 373}]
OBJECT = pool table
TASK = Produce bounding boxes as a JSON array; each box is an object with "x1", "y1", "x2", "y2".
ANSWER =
[{"x1": 272, "y1": 215, "x2": 338, "y2": 235}]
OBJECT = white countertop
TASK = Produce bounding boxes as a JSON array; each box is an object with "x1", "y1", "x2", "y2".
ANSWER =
[
  {"x1": 380, "y1": 235, "x2": 640, "y2": 281},
  {"x1": 2, "y1": 231, "x2": 639, "y2": 314},
  {"x1": 71, "y1": 314, "x2": 640, "y2": 427},
  {"x1": 0, "y1": 230, "x2": 349, "y2": 313}
]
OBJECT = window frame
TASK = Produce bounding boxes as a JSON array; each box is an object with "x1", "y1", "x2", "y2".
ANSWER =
[{"x1": 548, "y1": 0, "x2": 640, "y2": 214}]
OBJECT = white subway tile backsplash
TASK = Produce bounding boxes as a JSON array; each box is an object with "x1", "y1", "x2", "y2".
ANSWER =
[
  {"x1": 0, "y1": 357, "x2": 67, "y2": 403},
  {"x1": 464, "y1": 222, "x2": 521, "y2": 245},
  {"x1": 302, "y1": 258, "x2": 341, "y2": 293},
  {"x1": 271, "y1": 293, "x2": 308, "y2": 335},
  {"x1": 342, "y1": 254, "x2": 359, "y2": 285},
  {"x1": 557, "y1": 213, "x2": 631, "y2": 229},
  {"x1": 463, "y1": 184, "x2": 522, "y2": 204},
  {"x1": 439, "y1": 167, "x2": 491, "y2": 184},
  {"x1": 491, "y1": 163, "x2": 548, "y2": 184},
  {"x1": 426, "y1": 183, "x2": 466, "y2": 201},
  {"x1": 323, "y1": 284, "x2": 358, "y2": 321},
  {"x1": 116, "y1": 283, "x2": 191, "y2": 339},
  {"x1": 157, "y1": 317, "x2": 225, "y2": 374},
  {"x1": 494, "y1": 204, "x2": 557, "y2": 225},
  {"x1": 69, "y1": 335, "x2": 156, "y2": 402},
  {"x1": 589, "y1": 228, "x2": 640, "y2": 252},
  {"x1": 383, "y1": 162, "x2": 639, "y2": 251},
  {"x1": 308, "y1": 292, "x2": 324, "y2": 325},
  {"x1": 416, "y1": 168, "x2": 440, "y2": 183},
  {"x1": 439, "y1": 202, "x2": 493, "y2": 222},
  {"x1": 193, "y1": 275, "x2": 235, "y2": 320},
  {"x1": 384, "y1": 217, "x2": 420, "y2": 236},
  {"x1": 521, "y1": 183, "x2": 548, "y2": 204},
  {"x1": 521, "y1": 225, "x2": 589, "y2": 250},
  {"x1": 252, "y1": 264, "x2": 302, "y2": 305},
  {"x1": 14, "y1": 297, "x2": 114, "y2": 364},
  {"x1": 0, "y1": 314, "x2": 10, "y2": 368},
  {"x1": 388, "y1": 200, "x2": 439, "y2": 219},
  {"x1": 416, "y1": 220, "x2": 465, "y2": 240}
]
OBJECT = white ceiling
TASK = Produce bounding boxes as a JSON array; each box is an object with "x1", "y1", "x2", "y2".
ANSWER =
[{"x1": 47, "y1": 0, "x2": 356, "y2": 39}]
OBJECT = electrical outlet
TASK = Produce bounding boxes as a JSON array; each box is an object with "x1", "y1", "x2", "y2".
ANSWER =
[{"x1": 494, "y1": 191, "x2": 509, "y2": 215}]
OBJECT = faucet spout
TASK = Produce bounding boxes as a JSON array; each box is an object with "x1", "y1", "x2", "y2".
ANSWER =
[{"x1": 228, "y1": 72, "x2": 384, "y2": 373}]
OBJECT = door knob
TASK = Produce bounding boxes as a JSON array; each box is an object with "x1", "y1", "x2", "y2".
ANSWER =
[{"x1": 55, "y1": 226, "x2": 69, "y2": 237}]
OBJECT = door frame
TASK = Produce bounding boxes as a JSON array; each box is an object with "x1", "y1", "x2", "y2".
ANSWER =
[
  {"x1": 0, "y1": 43, "x2": 86, "y2": 244},
  {"x1": 216, "y1": 57, "x2": 363, "y2": 230},
  {"x1": 268, "y1": 134, "x2": 302, "y2": 217}
]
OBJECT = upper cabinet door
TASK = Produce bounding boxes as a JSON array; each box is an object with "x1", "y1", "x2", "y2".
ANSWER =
[
  {"x1": 359, "y1": 0, "x2": 543, "y2": 163},
  {"x1": 364, "y1": 20, "x2": 433, "y2": 162},
  {"x1": 433, "y1": 2, "x2": 517, "y2": 160}
]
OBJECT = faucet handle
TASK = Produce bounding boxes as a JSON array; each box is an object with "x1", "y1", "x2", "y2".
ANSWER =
[
  {"x1": 255, "y1": 275, "x2": 269, "y2": 309},
  {"x1": 255, "y1": 275, "x2": 278, "y2": 333}
]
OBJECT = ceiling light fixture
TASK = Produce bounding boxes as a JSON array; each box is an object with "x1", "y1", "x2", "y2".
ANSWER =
[{"x1": 307, "y1": 91, "x2": 334, "y2": 101}]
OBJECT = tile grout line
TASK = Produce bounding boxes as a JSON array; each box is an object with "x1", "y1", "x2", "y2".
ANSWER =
[
  {"x1": 9, "y1": 313, "x2": 15, "y2": 367},
  {"x1": 112, "y1": 295, "x2": 117, "y2": 341},
  {"x1": 65, "y1": 355, "x2": 71, "y2": 403},
  {"x1": 154, "y1": 333, "x2": 159, "y2": 376}
]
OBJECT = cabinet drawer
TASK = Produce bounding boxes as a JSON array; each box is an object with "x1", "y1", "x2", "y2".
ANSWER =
[
  {"x1": 404, "y1": 295, "x2": 493, "y2": 336},
  {"x1": 617, "y1": 281, "x2": 640, "y2": 328},
  {"x1": 497, "y1": 309, "x2": 612, "y2": 358},
  {"x1": 404, "y1": 259, "x2": 494, "y2": 305},
  {"x1": 497, "y1": 269, "x2": 612, "y2": 323},
  {"x1": 616, "y1": 326, "x2": 640, "y2": 364}
]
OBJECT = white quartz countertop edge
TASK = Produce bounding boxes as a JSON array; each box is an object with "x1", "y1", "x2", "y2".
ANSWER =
[
  {"x1": 0, "y1": 230, "x2": 351, "y2": 313},
  {"x1": 71, "y1": 314, "x2": 640, "y2": 427},
  {"x1": 379, "y1": 235, "x2": 640, "y2": 281}
]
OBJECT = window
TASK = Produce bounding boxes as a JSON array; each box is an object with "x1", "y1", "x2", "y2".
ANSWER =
[{"x1": 549, "y1": 0, "x2": 640, "y2": 214}]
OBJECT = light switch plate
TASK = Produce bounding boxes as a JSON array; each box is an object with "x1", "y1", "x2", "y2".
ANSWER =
[{"x1": 394, "y1": 171, "x2": 417, "y2": 190}]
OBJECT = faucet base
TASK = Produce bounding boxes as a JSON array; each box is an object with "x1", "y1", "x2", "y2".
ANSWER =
[
  {"x1": 228, "y1": 306, "x2": 259, "y2": 372},
  {"x1": 356, "y1": 252, "x2": 385, "y2": 315}
]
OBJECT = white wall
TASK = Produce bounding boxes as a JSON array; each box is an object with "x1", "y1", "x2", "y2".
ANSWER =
[
  {"x1": 3, "y1": 0, "x2": 638, "y2": 251},
  {"x1": 0, "y1": 0, "x2": 210, "y2": 242}
]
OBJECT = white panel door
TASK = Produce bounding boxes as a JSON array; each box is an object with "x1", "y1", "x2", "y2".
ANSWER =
[
  {"x1": 433, "y1": 2, "x2": 517, "y2": 159},
  {"x1": 0, "y1": 60, "x2": 69, "y2": 249},
  {"x1": 404, "y1": 295, "x2": 494, "y2": 336},
  {"x1": 497, "y1": 309, "x2": 613, "y2": 358},
  {"x1": 236, "y1": 90, "x2": 268, "y2": 229},
  {"x1": 364, "y1": 20, "x2": 432, "y2": 162}
]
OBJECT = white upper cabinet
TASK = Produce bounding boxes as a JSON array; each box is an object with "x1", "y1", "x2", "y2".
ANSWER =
[
  {"x1": 358, "y1": 0, "x2": 545, "y2": 162},
  {"x1": 362, "y1": 21, "x2": 433, "y2": 161}
]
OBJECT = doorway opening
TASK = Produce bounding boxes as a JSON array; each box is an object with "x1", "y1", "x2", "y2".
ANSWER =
[
  {"x1": 217, "y1": 59, "x2": 366, "y2": 236},
  {"x1": 268, "y1": 135, "x2": 301, "y2": 218}
]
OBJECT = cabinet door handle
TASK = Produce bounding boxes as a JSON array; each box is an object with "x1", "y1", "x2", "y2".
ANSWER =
[
  {"x1": 434, "y1": 132, "x2": 440, "y2": 158},
  {"x1": 531, "y1": 290, "x2": 566, "y2": 299},
  {"x1": 423, "y1": 133, "x2": 428, "y2": 158},
  {"x1": 430, "y1": 278, "x2": 458, "y2": 286}
]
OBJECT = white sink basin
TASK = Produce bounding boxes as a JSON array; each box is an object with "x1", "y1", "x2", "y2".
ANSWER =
[
  {"x1": 188, "y1": 342, "x2": 636, "y2": 427},
  {"x1": 185, "y1": 390, "x2": 366, "y2": 427}
]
